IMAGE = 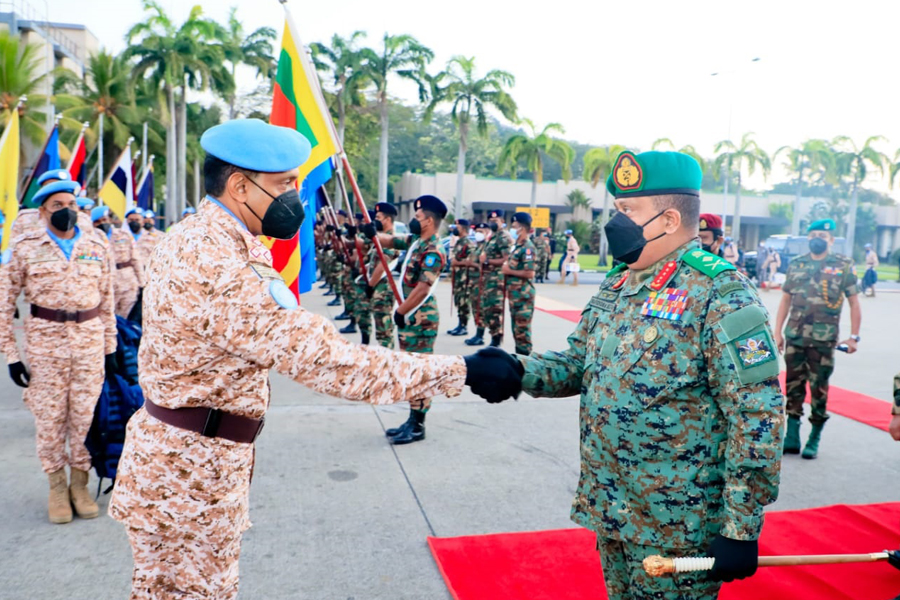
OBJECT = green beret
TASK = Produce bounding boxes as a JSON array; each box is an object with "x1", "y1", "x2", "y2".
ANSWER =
[
  {"x1": 606, "y1": 150, "x2": 702, "y2": 199},
  {"x1": 807, "y1": 219, "x2": 836, "y2": 233}
]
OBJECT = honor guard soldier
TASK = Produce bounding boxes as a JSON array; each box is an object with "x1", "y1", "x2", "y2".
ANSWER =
[
  {"x1": 465, "y1": 222, "x2": 490, "y2": 346},
  {"x1": 447, "y1": 219, "x2": 476, "y2": 336},
  {"x1": 362, "y1": 202, "x2": 400, "y2": 348},
  {"x1": 365, "y1": 195, "x2": 449, "y2": 445},
  {"x1": 109, "y1": 119, "x2": 520, "y2": 599},
  {"x1": 484, "y1": 151, "x2": 784, "y2": 600},
  {"x1": 698, "y1": 213, "x2": 725, "y2": 257},
  {"x1": 350, "y1": 210, "x2": 376, "y2": 344},
  {"x1": 480, "y1": 209, "x2": 513, "y2": 347},
  {"x1": 502, "y1": 212, "x2": 537, "y2": 355},
  {"x1": 0, "y1": 180, "x2": 117, "y2": 524},
  {"x1": 77, "y1": 197, "x2": 95, "y2": 216},
  {"x1": 774, "y1": 218, "x2": 861, "y2": 459},
  {"x1": 534, "y1": 229, "x2": 551, "y2": 283}
]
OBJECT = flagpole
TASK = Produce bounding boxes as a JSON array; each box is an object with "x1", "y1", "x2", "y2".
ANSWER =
[
  {"x1": 98, "y1": 112, "x2": 104, "y2": 191},
  {"x1": 65, "y1": 121, "x2": 89, "y2": 171},
  {"x1": 18, "y1": 113, "x2": 60, "y2": 203},
  {"x1": 142, "y1": 122, "x2": 148, "y2": 176}
]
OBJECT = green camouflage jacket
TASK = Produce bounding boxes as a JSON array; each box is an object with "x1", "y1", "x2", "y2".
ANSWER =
[
  {"x1": 782, "y1": 252, "x2": 858, "y2": 345},
  {"x1": 519, "y1": 240, "x2": 784, "y2": 548},
  {"x1": 507, "y1": 238, "x2": 536, "y2": 289}
]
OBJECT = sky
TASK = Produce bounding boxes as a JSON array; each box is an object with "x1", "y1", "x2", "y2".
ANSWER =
[{"x1": 41, "y1": 0, "x2": 900, "y2": 197}]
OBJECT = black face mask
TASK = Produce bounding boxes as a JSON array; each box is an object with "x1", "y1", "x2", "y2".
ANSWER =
[
  {"x1": 448, "y1": 225, "x2": 458, "y2": 236},
  {"x1": 374, "y1": 219, "x2": 384, "y2": 232},
  {"x1": 809, "y1": 237, "x2": 828, "y2": 255},
  {"x1": 245, "y1": 177, "x2": 305, "y2": 239},
  {"x1": 408, "y1": 218, "x2": 421, "y2": 236},
  {"x1": 128, "y1": 221, "x2": 142, "y2": 233},
  {"x1": 50, "y1": 208, "x2": 78, "y2": 232},
  {"x1": 143, "y1": 222, "x2": 153, "y2": 231},
  {"x1": 702, "y1": 244, "x2": 713, "y2": 253},
  {"x1": 96, "y1": 223, "x2": 111, "y2": 234},
  {"x1": 603, "y1": 210, "x2": 666, "y2": 264},
  {"x1": 489, "y1": 222, "x2": 499, "y2": 232}
]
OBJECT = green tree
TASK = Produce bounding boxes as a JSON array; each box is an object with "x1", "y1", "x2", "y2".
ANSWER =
[
  {"x1": 713, "y1": 132, "x2": 770, "y2": 243},
  {"x1": 831, "y1": 135, "x2": 887, "y2": 253},
  {"x1": 651, "y1": 138, "x2": 707, "y2": 173},
  {"x1": 582, "y1": 144, "x2": 625, "y2": 262},
  {"x1": 0, "y1": 30, "x2": 49, "y2": 146},
  {"x1": 424, "y1": 55, "x2": 517, "y2": 218},
  {"x1": 221, "y1": 7, "x2": 276, "y2": 119},
  {"x1": 311, "y1": 31, "x2": 371, "y2": 145},
  {"x1": 361, "y1": 34, "x2": 433, "y2": 204},
  {"x1": 498, "y1": 119, "x2": 574, "y2": 208},
  {"x1": 773, "y1": 139, "x2": 833, "y2": 235}
]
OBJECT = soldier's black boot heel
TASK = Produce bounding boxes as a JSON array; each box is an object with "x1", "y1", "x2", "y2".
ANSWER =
[{"x1": 390, "y1": 410, "x2": 426, "y2": 445}]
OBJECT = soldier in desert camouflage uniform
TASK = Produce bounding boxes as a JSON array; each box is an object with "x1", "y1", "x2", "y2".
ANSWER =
[
  {"x1": 489, "y1": 151, "x2": 784, "y2": 600},
  {"x1": 1, "y1": 180, "x2": 117, "y2": 525},
  {"x1": 502, "y1": 212, "x2": 537, "y2": 355},
  {"x1": 447, "y1": 218, "x2": 475, "y2": 337},
  {"x1": 136, "y1": 209, "x2": 164, "y2": 278},
  {"x1": 109, "y1": 210, "x2": 146, "y2": 317},
  {"x1": 774, "y1": 218, "x2": 862, "y2": 459},
  {"x1": 366, "y1": 195, "x2": 448, "y2": 445},
  {"x1": 109, "y1": 120, "x2": 521, "y2": 600},
  {"x1": 481, "y1": 209, "x2": 513, "y2": 347}
]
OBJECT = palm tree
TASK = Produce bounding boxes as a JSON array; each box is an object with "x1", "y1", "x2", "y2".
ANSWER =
[
  {"x1": 498, "y1": 119, "x2": 574, "y2": 209},
  {"x1": 583, "y1": 144, "x2": 626, "y2": 262},
  {"x1": 0, "y1": 30, "x2": 49, "y2": 146},
  {"x1": 773, "y1": 139, "x2": 831, "y2": 235},
  {"x1": 361, "y1": 34, "x2": 433, "y2": 204},
  {"x1": 651, "y1": 138, "x2": 707, "y2": 173},
  {"x1": 424, "y1": 56, "x2": 517, "y2": 218},
  {"x1": 311, "y1": 31, "x2": 370, "y2": 145},
  {"x1": 831, "y1": 136, "x2": 887, "y2": 253},
  {"x1": 221, "y1": 7, "x2": 276, "y2": 119},
  {"x1": 713, "y1": 133, "x2": 770, "y2": 244}
]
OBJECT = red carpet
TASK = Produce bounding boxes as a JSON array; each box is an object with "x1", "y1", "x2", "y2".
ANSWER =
[
  {"x1": 536, "y1": 307, "x2": 892, "y2": 433},
  {"x1": 429, "y1": 503, "x2": 900, "y2": 600}
]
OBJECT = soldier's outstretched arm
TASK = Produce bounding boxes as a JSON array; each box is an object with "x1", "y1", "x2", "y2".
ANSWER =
[
  {"x1": 516, "y1": 309, "x2": 592, "y2": 398},
  {"x1": 703, "y1": 286, "x2": 784, "y2": 542}
]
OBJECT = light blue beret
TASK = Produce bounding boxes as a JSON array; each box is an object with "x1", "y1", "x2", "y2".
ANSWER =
[
  {"x1": 33, "y1": 180, "x2": 80, "y2": 205},
  {"x1": 91, "y1": 206, "x2": 110, "y2": 222},
  {"x1": 144, "y1": 210, "x2": 156, "y2": 218},
  {"x1": 77, "y1": 197, "x2": 95, "y2": 209},
  {"x1": 37, "y1": 169, "x2": 72, "y2": 186},
  {"x1": 200, "y1": 118, "x2": 312, "y2": 173},
  {"x1": 182, "y1": 207, "x2": 196, "y2": 216},
  {"x1": 125, "y1": 208, "x2": 143, "y2": 218}
]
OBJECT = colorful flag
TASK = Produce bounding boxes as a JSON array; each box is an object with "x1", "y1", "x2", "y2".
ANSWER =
[
  {"x1": 264, "y1": 6, "x2": 339, "y2": 298},
  {"x1": 98, "y1": 146, "x2": 134, "y2": 220},
  {"x1": 67, "y1": 126, "x2": 88, "y2": 186},
  {"x1": 20, "y1": 125, "x2": 60, "y2": 208},
  {"x1": 136, "y1": 160, "x2": 154, "y2": 210},
  {"x1": 0, "y1": 110, "x2": 20, "y2": 252}
]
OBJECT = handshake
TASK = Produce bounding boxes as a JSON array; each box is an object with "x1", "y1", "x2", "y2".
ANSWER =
[{"x1": 463, "y1": 347, "x2": 524, "y2": 403}]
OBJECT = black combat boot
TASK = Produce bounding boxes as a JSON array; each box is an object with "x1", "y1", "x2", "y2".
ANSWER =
[
  {"x1": 464, "y1": 327, "x2": 485, "y2": 346},
  {"x1": 390, "y1": 409, "x2": 426, "y2": 445},
  {"x1": 318, "y1": 281, "x2": 329, "y2": 289},
  {"x1": 339, "y1": 319, "x2": 357, "y2": 334},
  {"x1": 327, "y1": 296, "x2": 341, "y2": 306},
  {"x1": 489, "y1": 335, "x2": 502, "y2": 347},
  {"x1": 360, "y1": 332, "x2": 370, "y2": 345},
  {"x1": 385, "y1": 409, "x2": 415, "y2": 438},
  {"x1": 447, "y1": 317, "x2": 468, "y2": 336},
  {"x1": 334, "y1": 310, "x2": 352, "y2": 321}
]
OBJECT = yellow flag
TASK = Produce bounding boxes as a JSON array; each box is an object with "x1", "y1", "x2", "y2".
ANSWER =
[{"x1": 0, "y1": 110, "x2": 20, "y2": 252}]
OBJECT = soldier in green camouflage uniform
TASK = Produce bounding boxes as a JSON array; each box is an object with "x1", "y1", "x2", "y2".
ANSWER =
[
  {"x1": 503, "y1": 213, "x2": 537, "y2": 355},
  {"x1": 447, "y1": 219, "x2": 476, "y2": 337},
  {"x1": 496, "y1": 151, "x2": 784, "y2": 600},
  {"x1": 774, "y1": 218, "x2": 861, "y2": 459},
  {"x1": 534, "y1": 229, "x2": 551, "y2": 283},
  {"x1": 335, "y1": 222, "x2": 361, "y2": 332},
  {"x1": 362, "y1": 202, "x2": 400, "y2": 348},
  {"x1": 465, "y1": 223, "x2": 490, "y2": 346},
  {"x1": 481, "y1": 209, "x2": 513, "y2": 347},
  {"x1": 351, "y1": 215, "x2": 375, "y2": 344},
  {"x1": 366, "y1": 195, "x2": 448, "y2": 445}
]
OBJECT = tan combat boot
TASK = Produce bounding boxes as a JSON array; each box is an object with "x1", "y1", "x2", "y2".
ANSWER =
[
  {"x1": 48, "y1": 469, "x2": 73, "y2": 524},
  {"x1": 69, "y1": 468, "x2": 99, "y2": 519}
]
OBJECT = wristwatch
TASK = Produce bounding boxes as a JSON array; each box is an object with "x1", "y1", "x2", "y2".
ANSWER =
[{"x1": 850, "y1": 335, "x2": 861, "y2": 342}]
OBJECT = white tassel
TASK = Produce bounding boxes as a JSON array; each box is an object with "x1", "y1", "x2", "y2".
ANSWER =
[{"x1": 673, "y1": 556, "x2": 715, "y2": 573}]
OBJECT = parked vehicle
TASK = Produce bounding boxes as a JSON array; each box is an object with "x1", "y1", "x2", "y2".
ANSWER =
[{"x1": 743, "y1": 235, "x2": 848, "y2": 281}]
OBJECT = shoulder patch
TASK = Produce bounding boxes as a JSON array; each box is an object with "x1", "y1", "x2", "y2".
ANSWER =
[
  {"x1": 269, "y1": 280, "x2": 298, "y2": 310},
  {"x1": 423, "y1": 252, "x2": 441, "y2": 268},
  {"x1": 683, "y1": 249, "x2": 736, "y2": 278},
  {"x1": 715, "y1": 279, "x2": 746, "y2": 297}
]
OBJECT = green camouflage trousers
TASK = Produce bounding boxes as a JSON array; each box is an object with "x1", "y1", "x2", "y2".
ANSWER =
[
  {"x1": 451, "y1": 267, "x2": 472, "y2": 323},
  {"x1": 371, "y1": 278, "x2": 395, "y2": 348},
  {"x1": 351, "y1": 276, "x2": 371, "y2": 335},
  {"x1": 597, "y1": 537, "x2": 720, "y2": 600},
  {"x1": 784, "y1": 343, "x2": 835, "y2": 425},
  {"x1": 536, "y1": 258, "x2": 548, "y2": 280},
  {"x1": 469, "y1": 270, "x2": 485, "y2": 329},
  {"x1": 340, "y1": 264, "x2": 357, "y2": 316},
  {"x1": 398, "y1": 295, "x2": 438, "y2": 410},
  {"x1": 506, "y1": 279, "x2": 535, "y2": 355},
  {"x1": 482, "y1": 270, "x2": 506, "y2": 338}
]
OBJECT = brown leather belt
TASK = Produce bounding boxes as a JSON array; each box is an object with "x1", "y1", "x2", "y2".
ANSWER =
[
  {"x1": 31, "y1": 304, "x2": 100, "y2": 323},
  {"x1": 144, "y1": 399, "x2": 265, "y2": 444},
  {"x1": 116, "y1": 260, "x2": 134, "y2": 270}
]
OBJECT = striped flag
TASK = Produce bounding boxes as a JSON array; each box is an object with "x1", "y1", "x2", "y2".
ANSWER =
[
  {"x1": 0, "y1": 111, "x2": 20, "y2": 252},
  {"x1": 98, "y1": 146, "x2": 134, "y2": 220},
  {"x1": 262, "y1": 6, "x2": 338, "y2": 298},
  {"x1": 20, "y1": 124, "x2": 60, "y2": 208},
  {"x1": 67, "y1": 125, "x2": 88, "y2": 186},
  {"x1": 136, "y1": 158, "x2": 154, "y2": 210}
]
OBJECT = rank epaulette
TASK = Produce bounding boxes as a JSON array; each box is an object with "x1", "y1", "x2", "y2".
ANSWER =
[{"x1": 682, "y1": 249, "x2": 736, "y2": 278}]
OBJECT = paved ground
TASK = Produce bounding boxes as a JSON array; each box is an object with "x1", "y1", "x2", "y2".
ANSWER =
[{"x1": 1, "y1": 272, "x2": 898, "y2": 600}]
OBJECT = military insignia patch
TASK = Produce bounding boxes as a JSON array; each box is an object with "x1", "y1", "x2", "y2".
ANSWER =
[
  {"x1": 640, "y1": 287, "x2": 689, "y2": 321},
  {"x1": 822, "y1": 267, "x2": 842, "y2": 275},
  {"x1": 269, "y1": 280, "x2": 298, "y2": 310},
  {"x1": 699, "y1": 218, "x2": 708, "y2": 229},
  {"x1": 424, "y1": 254, "x2": 438, "y2": 268},
  {"x1": 75, "y1": 248, "x2": 103, "y2": 263},
  {"x1": 613, "y1": 151, "x2": 643, "y2": 191},
  {"x1": 734, "y1": 334, "x2": 776, "y2": 368}
]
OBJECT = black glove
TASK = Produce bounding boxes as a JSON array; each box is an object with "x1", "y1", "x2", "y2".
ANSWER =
[
  {"x1": 707, "y1": 535, "x2": 758, "y2": 582},
  {"x1": 345, "y1": 224, "x2": 357, "y2": 237},
  {"x1": 463, "y1": 347, "x2": 524, "y2": 404},
  {"x1": 393, "y1": 310, "x2": 406, "y2": 329},
  {"x1": 365, "y1": 284, "x2": 375, "y2": 299},
  {"x1": 361, "y1": 222, "x2": 377, "y2": 240},
  {"x1": 105, "y1": 353, "x2": 119, "y2": 375},
  {"x1": 888, "y1": 549, "x2": 900, "y2": 570},
  {"x1": 325, "y1": 224, "x2": 335, "y2": 232},
  {"x1": 8, "y1": 361, "x2": 30, "y2": 388}
]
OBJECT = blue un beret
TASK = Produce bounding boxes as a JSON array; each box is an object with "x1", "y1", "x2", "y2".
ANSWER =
[
  {"x1": 144, "y1": 210, "x2": 156, "y2": 219},
  {"x1": 374, "y1": 202, "x2": 398, "y2": 217},
  {"x1": 414, "y1": 195, "x2": 448, "y2": 219},
  {"x1": 33, "y1": 180, "x2": 80, "y2": 205},
  {"x1": 200, "y1": 119, "x2": 312, "y2": 173},
  {"x1": 37, "y1": 169, "x2": 72, "y2": 186},
  {"x1": 77, "y1": 197, "x2": 95, "y2": 210},
  {"x1": 125, "y1": 208, "x2": 143, "y2": 218},
  {"x1": 91, "y1": 206, "x2": 110, "y2": 222}
]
